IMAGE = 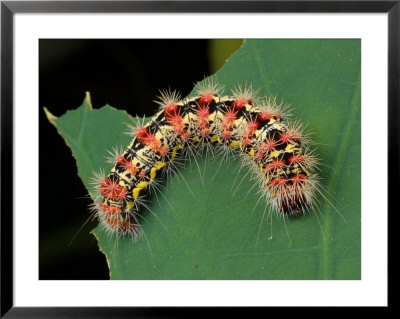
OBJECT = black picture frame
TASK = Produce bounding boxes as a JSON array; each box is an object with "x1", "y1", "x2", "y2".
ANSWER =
[{"x1": 1, "y1": 0, "x2": 395, "y2": 317}]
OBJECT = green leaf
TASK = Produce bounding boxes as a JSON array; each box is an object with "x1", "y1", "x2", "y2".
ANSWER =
[{"x1": 47, "y1": 40, "x2": 360, "y2": 279}]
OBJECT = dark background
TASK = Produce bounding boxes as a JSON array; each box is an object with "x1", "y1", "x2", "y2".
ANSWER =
[{"x1": 39, "y1": 39, "x2": 240, "y2": 279}]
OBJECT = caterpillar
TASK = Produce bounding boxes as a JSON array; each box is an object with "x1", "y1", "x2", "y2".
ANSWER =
[{"x1": 89, "y1": 80, "x2": 322, "y2": 239}]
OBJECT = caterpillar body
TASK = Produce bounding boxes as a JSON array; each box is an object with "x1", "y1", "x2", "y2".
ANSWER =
[{"x1": 90, "y1": 81, "x2": 321, "y2": 238}]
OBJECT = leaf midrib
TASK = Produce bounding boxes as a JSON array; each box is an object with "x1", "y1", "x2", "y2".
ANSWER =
[{"x1": 321, "y1": 68, "x2": 361, "y2": 279}]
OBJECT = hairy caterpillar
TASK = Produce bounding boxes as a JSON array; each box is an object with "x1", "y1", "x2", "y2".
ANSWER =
[{"x1": 89, "y1": 80, "x2": 322, "y2": 238}]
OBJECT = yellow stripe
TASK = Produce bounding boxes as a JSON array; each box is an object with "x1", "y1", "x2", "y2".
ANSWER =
[
  {"x1": 269, "y1": 150, "x2": 280, "y2": 158},
  {"x1": 150, "y1": 161, "x2": 167, "y2": 180},
  {"x1": 150, "y1": 167, "x2": 157, "y2": 180},
  {"x1": 171, "y1": 145, "x2": 183, "y2": 160},
  {"x1": 137, "y1": 181, "x2": 149, "y2": 189},
  {"x1": 291, "y1": 168, "x2": 301, "y2": 174},
  {"x1": 230, "y1": 140, "x2": 241, "y2": 148},
  {"x1": 132, "y1": 160, "x2": 166, "y2": 199},
  {"x1": 210, "y1": 135, "x2": 222, "y2": 144},
  {"x1": 132, "y1": 181, "x2": 149, "y2": 198},
  {"x1": 192, "y1": 136, "x2": 200, "y2": 143},
  {"x1": 285, "y1": 144, "x2": 295, "y2": 153},
  {"x1": 154, "y1": 161, "x2": 166, "y2": 170},
  {"x1": 132, "y1": 188, "x2": 141, "y2": 198}
]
